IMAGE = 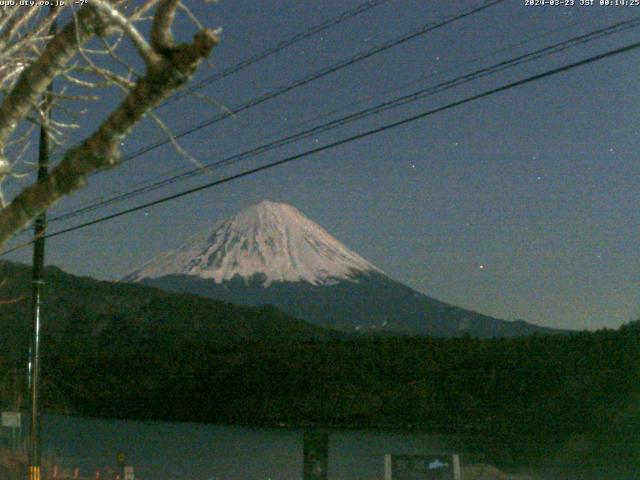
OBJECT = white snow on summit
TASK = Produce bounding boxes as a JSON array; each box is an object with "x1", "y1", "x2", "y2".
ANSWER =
[{"x1": 126, "y1": 200, "x2": 382, "y2": 286}]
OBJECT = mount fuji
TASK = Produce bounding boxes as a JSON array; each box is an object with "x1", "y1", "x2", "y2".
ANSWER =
[{"x1": 124, "y1": 200, "x2": 562, "y2": 337}]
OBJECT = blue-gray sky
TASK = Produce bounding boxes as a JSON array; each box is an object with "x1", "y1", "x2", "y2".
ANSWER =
[{"x1": 5, "y1": 0, "x2": 640, "y2": 331}]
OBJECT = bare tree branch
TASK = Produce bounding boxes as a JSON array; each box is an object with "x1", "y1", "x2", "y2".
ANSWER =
[
  {"x1": 91, "y1": 0, "x2": 161, "y2": 67},
  {"x1": 0, "y1": 22, "x2": 219, "y2": 244},
  {"x1": 149, "y1": 110, "x2": 207, "y2": 170},
  {"x1": 0, "y1": 5, "x2": 109, "y2": 149},
  {"x1": 151, "y1": 0, "x2": 179, "y2": 51},
  {"x1": 0, "y1": 1, "x2": 220, "y2": 245}
]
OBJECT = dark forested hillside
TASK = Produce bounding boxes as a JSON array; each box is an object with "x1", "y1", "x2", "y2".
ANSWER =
[
  {"x1": 0, "y1": 260, "x2": 339, "y2": 354},
  {"x1": 0, "y1": 260, "x2": 638, "y2": 471},
  {"x1": 39, "y1": 327, "x2": 640, "y2": 471}
]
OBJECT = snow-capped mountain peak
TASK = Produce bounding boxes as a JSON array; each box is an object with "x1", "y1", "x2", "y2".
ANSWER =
[{"x1": 125, "y1": 200, "x2": 382, "y2": 286}]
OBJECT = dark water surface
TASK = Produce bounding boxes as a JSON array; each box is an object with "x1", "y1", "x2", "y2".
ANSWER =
[{"x1": 41, "y1": 415, "x2": 453, "y2": 480}]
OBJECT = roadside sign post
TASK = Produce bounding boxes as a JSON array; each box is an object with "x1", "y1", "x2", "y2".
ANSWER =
[
  {"x1": 117, "y1": 452, "x2": 127, "y2": 479},
  {"x1": 2, "y1": 411, "x2": 21, "y2": 428},
  {"x1": 124, "y1": 466, "x2": 134, "y2": 480},
  {"x1": 384, "y1": 454, "x2": 461, "y2": 480},
  {"x1": 303, "y1": 431, "x2": 328, "y2": 480},
  {"x1": 1, "y1": 411, "x2": 21, "y2": 450}
]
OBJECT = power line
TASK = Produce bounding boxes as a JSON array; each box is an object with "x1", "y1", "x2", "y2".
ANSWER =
[
  {"x1": 2, "y1": 38, "x2": 638, "y2": 256},
  {"x1": 47, "y1": 16, "x2": 640, "y2": 224},
  {"x1": 95, "y1": 0, "x2": 506, "y2": 169},
  {"x1": 42, "y1": 0, "x2": 392, "y2": 167},
  {"x1": 164, "y1": 0, "x2": 393, "y2": 107},
  {"x1": 51, "y1": 10, "x2": 621, "y2": 220},
  {"x1": 32, "y1": 0, "x2": 504, "y2": 229}
]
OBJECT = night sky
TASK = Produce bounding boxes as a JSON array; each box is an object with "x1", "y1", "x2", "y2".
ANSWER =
[{"x1": 4, "y1": 0, "x2": 640, "y2": 331}]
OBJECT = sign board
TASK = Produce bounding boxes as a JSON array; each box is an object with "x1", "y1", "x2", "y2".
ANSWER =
[
  {"x1": 384, "y1": 454, "x2": 460, "y2": 480},
  {"x1": 1, "y1": 412, "x2": 20, "y2": 428},
  {"x1": 303, "y1": 431, "x2": 328, "y2": 480},
  {"x1": 124, "y1": 466, "x2": 134, "y2": 480}
]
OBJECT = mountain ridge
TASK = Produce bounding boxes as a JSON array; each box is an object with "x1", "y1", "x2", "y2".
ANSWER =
[
  {"x1": 125, "y1": 200, "x2": 381, "y2": 286},
  {"x1": 127, "y1": 201, "x2": 568, "y2": 338},
  {"x1": 0, "y1": 260, "x2": 340, "y2": 350},
  {"x1": 139, "y1": 270, "x2": 566, "y2": 337}
]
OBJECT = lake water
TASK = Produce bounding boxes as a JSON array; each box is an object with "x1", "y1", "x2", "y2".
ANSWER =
[{"x1": 40, "y1": 415, "x2": 454, "y2": 480}]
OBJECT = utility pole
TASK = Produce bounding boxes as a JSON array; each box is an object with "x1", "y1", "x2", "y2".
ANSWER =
[{"x1": 28, "y1": 9, "x2": 56, "y2": 480}]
